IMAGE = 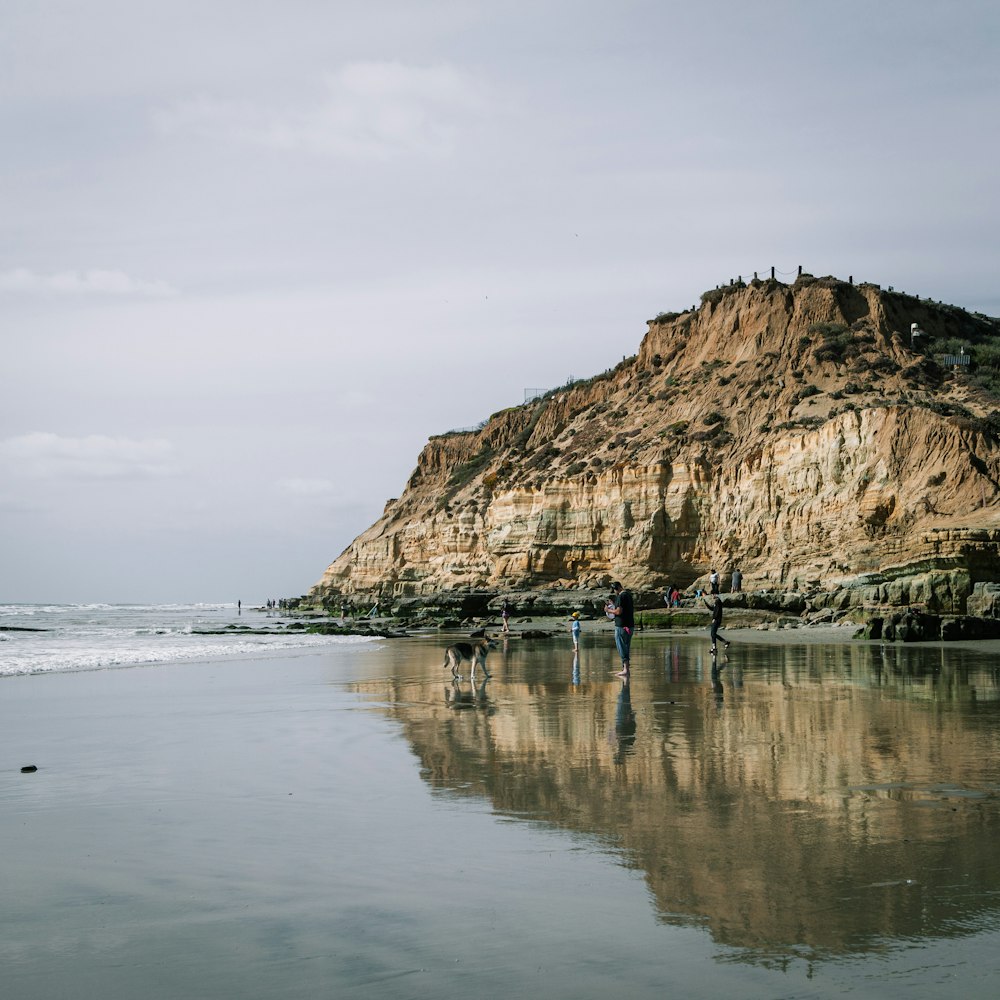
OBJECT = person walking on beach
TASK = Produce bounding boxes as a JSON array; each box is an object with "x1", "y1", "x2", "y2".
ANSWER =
[
  {"x1": 501, "y1": 599, "x2": 510, "y2": 633},
  {"x1": 608, "y1": 581, "x2": 634, "y2": 676},
  {"x1": 709, "y1": 569, "x2": 720, "y2": 595},
  {"x1": 703, "y1": 594, "x2": 730, "y2": 656},
  {"x1": 570, "y1": 611, "x2": 581, "y2": 651}
]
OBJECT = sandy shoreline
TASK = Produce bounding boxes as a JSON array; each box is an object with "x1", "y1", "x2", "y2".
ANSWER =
[{"x1": 399, "y1": 613, "x2": 1000, "y2": 652}]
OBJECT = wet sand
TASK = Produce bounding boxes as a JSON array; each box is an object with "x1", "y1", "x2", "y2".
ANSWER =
[{"x1": 3, "y1": 634, "x2": 1000, "y2": 998}]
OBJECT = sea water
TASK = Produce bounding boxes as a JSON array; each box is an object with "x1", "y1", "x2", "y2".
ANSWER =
[
  {"x1": 0, "y1": 603, "x2": 373, "y2": 676},
  {"x1": 3, "y1": 623, "x2": 1000, "y2": 998}
]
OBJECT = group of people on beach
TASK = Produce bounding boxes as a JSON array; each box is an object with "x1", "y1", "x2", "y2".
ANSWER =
[
  {"x1": 501, "y1": 568, "x2": 737, "y2": 679},
  {"x1": 662, "y1": 567, "x2": 741, "y2": 609},
  {"x1": 559, "y1": 570, "x2": 738, "y2": 678}
]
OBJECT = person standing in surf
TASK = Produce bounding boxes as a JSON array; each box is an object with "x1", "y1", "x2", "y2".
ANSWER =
[
  {"x1": 569, "y1": 611, "x2": 581, "y2": 651},
  {"x1": 608, "y1": 581, "x2": 634, "y2": 677}
]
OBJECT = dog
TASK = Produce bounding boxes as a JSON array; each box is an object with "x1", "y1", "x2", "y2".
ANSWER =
[{"x1": 443, "y1": 639, "x2": 495, "y2": 679}]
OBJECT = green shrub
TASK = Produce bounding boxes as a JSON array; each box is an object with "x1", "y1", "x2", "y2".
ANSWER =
[{"x1": 808, "y1": 322, "x2": 849, "y2": 337}]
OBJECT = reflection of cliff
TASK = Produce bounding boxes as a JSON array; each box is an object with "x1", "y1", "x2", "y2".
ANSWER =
[{"x1": 351, "y1": 638, "x2": 1000, "y2": 958}]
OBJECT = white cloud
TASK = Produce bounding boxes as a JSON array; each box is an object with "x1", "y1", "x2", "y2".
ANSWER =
[
  {"x1": 155, "y1": 61, "x2": 484, "y2": 160},
  {"x1": 0, "y1": 268, "x2": 177, "y2": 297},
  {"x1": 0, "y1": 433, "x2": 179, "y2": 481}
]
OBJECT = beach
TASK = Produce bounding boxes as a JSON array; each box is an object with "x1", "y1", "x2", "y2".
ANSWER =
[{"x1": 4, "y1": 623, "x2": 1000, "y2": 999}]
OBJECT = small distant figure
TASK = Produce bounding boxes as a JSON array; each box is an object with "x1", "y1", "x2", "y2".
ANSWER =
[
  {"x1": 501, "y1": 599, "x2": 510, "y2": 633},
  {"x1": 731, "y1": 567, "x2": 743, "y2": 594},
  {"x1": 703, "y1": 594, "x2": 731, "y2": 656},
  {"x1": 709, "y1": 568, "x2": 720, "y2": 595},
  {"x1": 669, "y1": 585, "x2": 681, "y2": 607},
  {"x1": 237, "y1": 599, "x2": 241, "y2": 615},
  {"x1": 570, "y1": 611, "x2": 581, "y2": 651}
]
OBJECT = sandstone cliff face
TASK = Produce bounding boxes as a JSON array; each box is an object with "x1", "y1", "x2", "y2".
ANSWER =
[{"x1": 310, "y1": 275, "x2": 1000, "y2": 607}]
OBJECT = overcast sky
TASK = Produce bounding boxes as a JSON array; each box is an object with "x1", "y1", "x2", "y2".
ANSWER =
[{"x1": 2, "y1": 0, "x2": 998, "y2": 604}]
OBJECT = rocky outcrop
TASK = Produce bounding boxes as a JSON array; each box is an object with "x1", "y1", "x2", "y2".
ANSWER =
[{"x1": 306, "y1": 274, "x2": 1000, "y2": 611}]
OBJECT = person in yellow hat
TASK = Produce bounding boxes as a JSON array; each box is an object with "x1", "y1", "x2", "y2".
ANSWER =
[{"x1": 569, "y1": 611, "x2": 581, "y2": 651}]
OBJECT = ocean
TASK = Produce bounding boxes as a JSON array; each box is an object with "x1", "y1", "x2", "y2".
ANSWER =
[{"x1": 0, "y1": 602, "x2": 373, "y2": 677}]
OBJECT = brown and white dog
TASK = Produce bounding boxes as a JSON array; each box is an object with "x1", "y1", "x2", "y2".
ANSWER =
[{"x1": 443, "y1": 639, "x2": 495, "y2": 679}]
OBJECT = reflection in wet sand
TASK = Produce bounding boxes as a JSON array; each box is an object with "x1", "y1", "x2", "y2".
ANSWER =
[{"x1": 351, "y1": 634, "x2": 1000, "y2": 963}]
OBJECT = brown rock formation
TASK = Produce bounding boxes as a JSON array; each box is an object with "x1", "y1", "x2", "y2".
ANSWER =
[{"x1": 309, "y1": 274, "x2": 1000, "y2": 608}]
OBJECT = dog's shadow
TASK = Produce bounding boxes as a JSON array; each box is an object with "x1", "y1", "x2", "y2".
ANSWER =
[{"x1": 445, "y1": 676, "x2": 494, "y2": 713}]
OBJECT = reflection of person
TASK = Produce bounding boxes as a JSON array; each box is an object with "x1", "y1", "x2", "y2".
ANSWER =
[
  {"x1": 572, "y1": 650, "x2": 580, "y2": 687},
  {"x1": 570, "y1": 612, "x2": 581, "y2": 651},
  {"x1": 703, "y1": 594, "x2": 730, "y2": 655},
  {"x1": 614, "y1": 676, "x2": 637, "y2": 760},
  {"x1": 608, "y1": 581, "x2": 634, "y2": 676},
  {"x1": 711, "y1": 665, "x2": 725, "y2": 708},
  {"x1": 501, "y1": 599, "x2": 510, "y2": 633}
]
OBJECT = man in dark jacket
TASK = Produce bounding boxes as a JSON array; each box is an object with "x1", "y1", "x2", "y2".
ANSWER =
[
  {"x1": 703, "y1": 595, "x2": 731, "y2": 656},
  {"x1": 609, "y1": 581, "x2": 634, "y2": 676}
]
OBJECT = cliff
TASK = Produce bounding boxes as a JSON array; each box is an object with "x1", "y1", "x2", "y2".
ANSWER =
[{"x1": 308, "y1": 273, "x2": 1000, "y2": 611}]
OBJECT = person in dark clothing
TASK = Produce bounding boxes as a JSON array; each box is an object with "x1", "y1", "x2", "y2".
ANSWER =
[
  {"x1": 609, "y1": 581, "x2": 634, "y2": 676},
  {"x1": 703, "y1": 594, "x2": 730, "y2": 655}
]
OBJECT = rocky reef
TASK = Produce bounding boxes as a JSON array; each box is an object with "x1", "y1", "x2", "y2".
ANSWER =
[{"x1": 299, "y1": 273, "x2": 1000, "y2": 620}]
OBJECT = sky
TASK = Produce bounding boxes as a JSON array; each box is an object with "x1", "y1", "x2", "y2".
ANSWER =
[{"x1": 2, "y1": 0, "x2": 998, "y2": 604}]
